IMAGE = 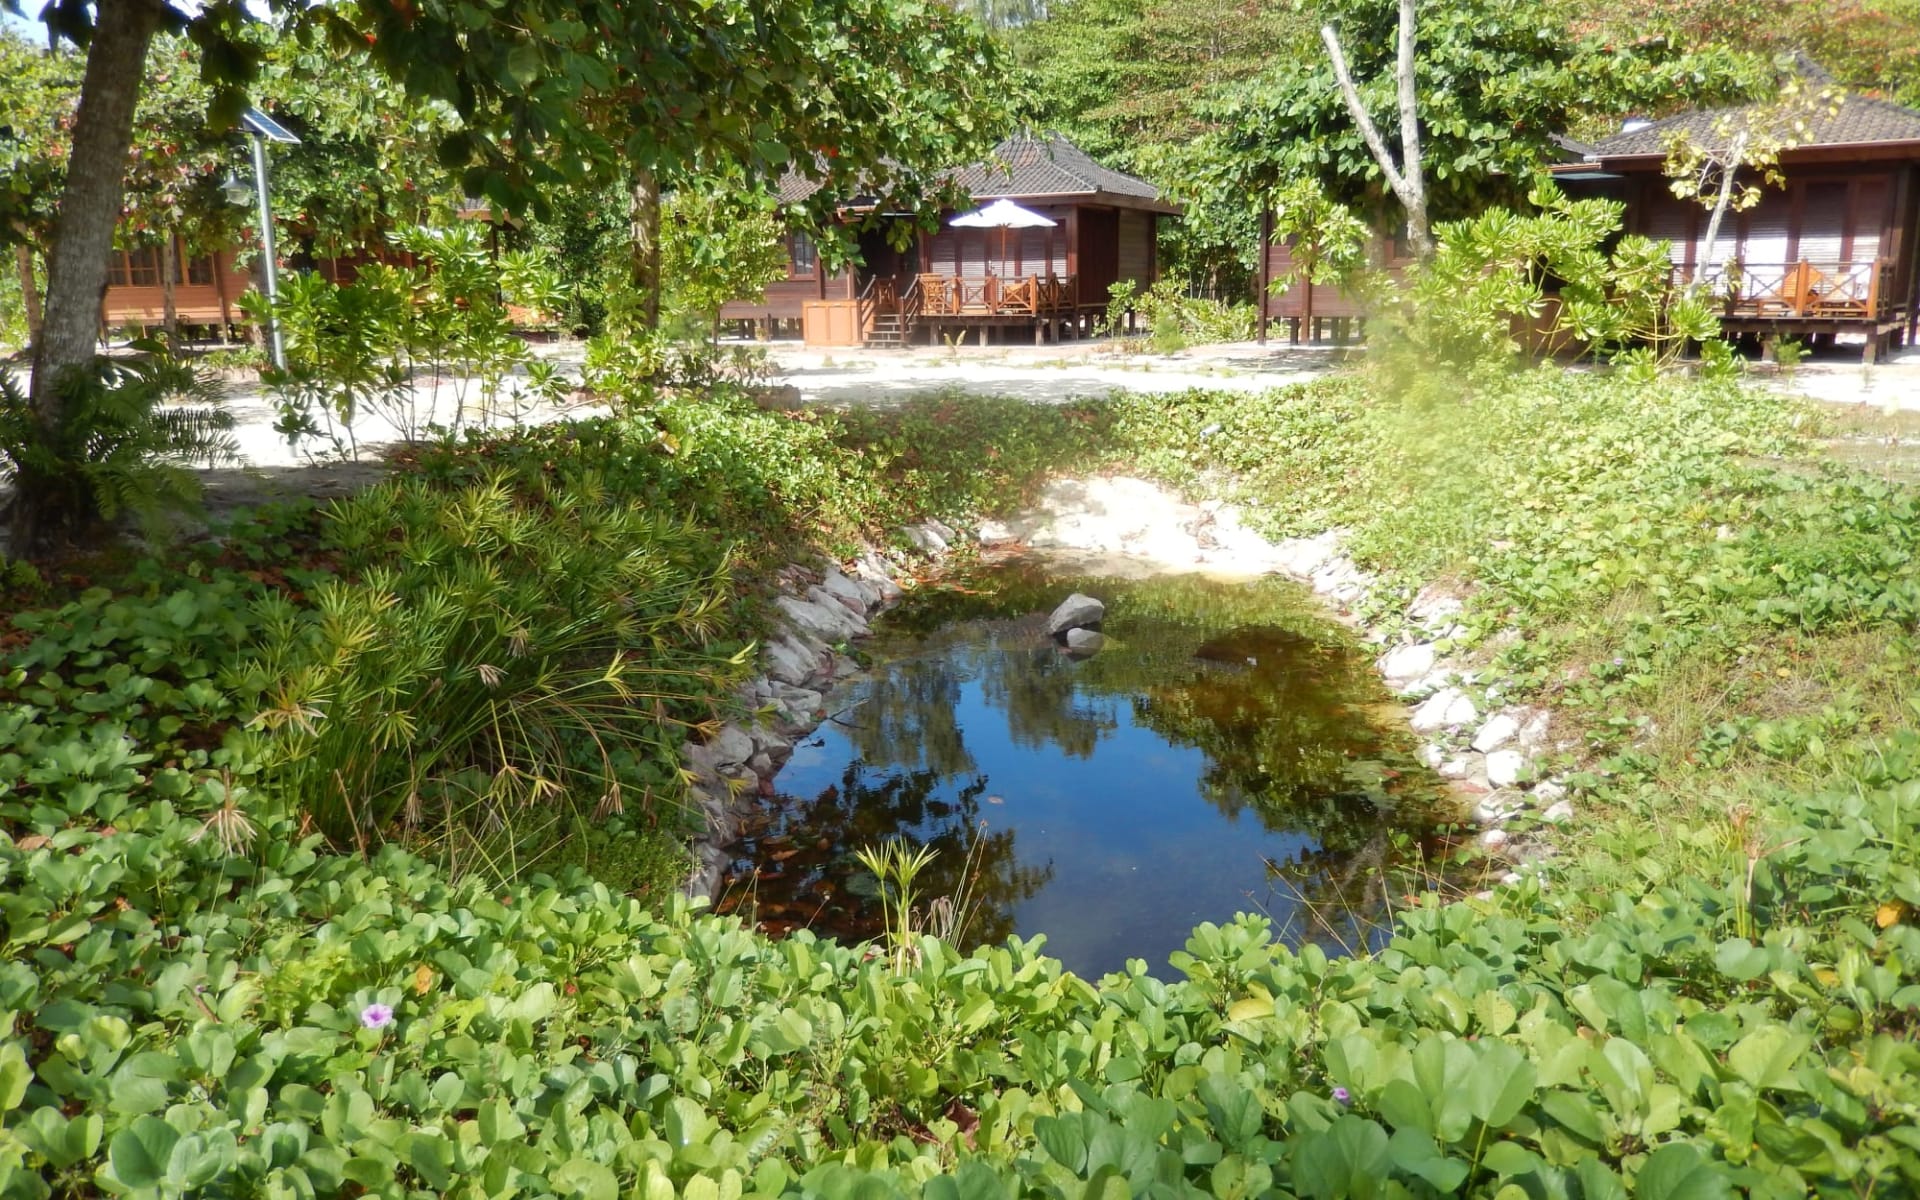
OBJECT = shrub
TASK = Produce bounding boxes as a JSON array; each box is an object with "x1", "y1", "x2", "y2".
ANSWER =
[{"x1": 0, "y1": 347, "x2": 235, "y2": 546}]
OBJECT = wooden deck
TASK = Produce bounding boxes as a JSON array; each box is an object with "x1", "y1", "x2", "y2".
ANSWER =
[
  {"x1": 860, "y1": 272, "x2": 1099, "y2": 346},
  {"x1": 1693, "y1": 258, "x2": 1911, "y2": 361}
]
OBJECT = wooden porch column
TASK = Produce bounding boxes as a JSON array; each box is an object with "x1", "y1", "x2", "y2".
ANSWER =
[
  {"x1": 1257, "y1": 206, "x2": 1272, "y2": 344},
  {"x1": 1065, "y1": 207, "x2": 1080, "y2": 309}
]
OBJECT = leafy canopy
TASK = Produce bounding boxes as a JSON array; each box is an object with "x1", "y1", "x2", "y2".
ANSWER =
[{"x1": 1181, "y1": 0, "x2": 1761, "y2": 223}]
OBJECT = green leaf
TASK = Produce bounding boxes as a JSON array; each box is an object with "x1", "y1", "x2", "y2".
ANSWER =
[
  {"x1": 1726, "y1": 1026, "x2": 1812, "y2": 1092},
  {"x1": 506, "y1": 43, "x2": 542, "y2": 87},
  {"x1": 1482, "y1": 1140, "x2": 1540, "y2": 1179},
  {"x1": 1385, "y1": 1128, "x2": 1467, "y2": 1192},
  {"x1": 1539, "y1": 1091, "x2": 1605, "y2": 1144},
  {"x1": 1292, "y1": 1116, "x2": 1389, "y2": 1200},
  {"x1": 1464, "y1": 1043, "x2": 1535, "y2": 1127},
  {"x1": 0, "y1": 1044, "x2": 30, "y2": 1111},
  {"x1": 109, "y1": 1115, "x2": 181, "y2": 1189},
  {"x1": 1036, "y1": 1114, "x2": 1090, "y2": 1174},
  {"x1": 552, "y1": 1158, "x2": 619, "y2": 1200},
  {"x1": 1634, "y1": 1144, "x2": 1732, "y2": 1200}
]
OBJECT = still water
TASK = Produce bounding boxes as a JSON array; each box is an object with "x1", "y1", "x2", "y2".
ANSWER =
[{"x1": 722, "y1": 558, "x2": 1453, "y2": 978}]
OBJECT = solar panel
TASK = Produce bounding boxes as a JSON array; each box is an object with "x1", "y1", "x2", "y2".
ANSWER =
[{"x1": 241, "y1": 108, "x2": 300, "y2": 145}]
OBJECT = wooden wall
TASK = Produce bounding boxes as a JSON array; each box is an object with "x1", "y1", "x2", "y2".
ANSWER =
[
  {"x1": 102, "y1": 245, "x2": 253, "y2": 328},
  {"x1": 1629, "y1": 164, "x2": 1913, "y2": 308}
]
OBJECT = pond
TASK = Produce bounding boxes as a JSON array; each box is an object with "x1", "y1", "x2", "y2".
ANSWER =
[{"x1": 720, "y1": 556, "x2": 1456, "y2": 978}]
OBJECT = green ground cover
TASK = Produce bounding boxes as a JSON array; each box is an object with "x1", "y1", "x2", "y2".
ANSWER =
[{"x1": 2, "y1": 368, "x2": 1918, "y2": 1197}]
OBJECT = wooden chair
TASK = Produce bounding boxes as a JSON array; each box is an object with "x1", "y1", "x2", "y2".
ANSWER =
[
  {"x1": 998, "y1": 276, "x2": 1037, "y2": 315},
  {"x1": 916, "y1": 274, "x2": 955, "y2": 315}
]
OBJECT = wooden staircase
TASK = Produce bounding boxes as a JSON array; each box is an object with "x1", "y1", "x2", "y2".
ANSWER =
[
  {"x1": 868, "y1": 310, "x2": 912, "y2": 347},
  {"x1": 858, "y1": 277, "x2": 921, "y2": 348}
]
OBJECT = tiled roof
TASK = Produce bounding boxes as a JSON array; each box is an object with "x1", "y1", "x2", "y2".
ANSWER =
[
  {"x1": 953, "y1": 134, "x2": 1164, "y2": 201},
  {"x1": 1549, "y1": 133, "x2": 1597, "y2": 161},
  {"x1": 771, "y1": 134, "x2": 1173, "y2": 210},
  {"x1": 1583, "y1": 61, "x2": 1920, "y2": 159}
]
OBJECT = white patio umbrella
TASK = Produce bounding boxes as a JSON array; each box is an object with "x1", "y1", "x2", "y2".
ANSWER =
[
  {"x1": 949, "y1": 199, "x2": 1056, "y2": 279},
  {"x1": 949, "y1": 198, "x2": 1057, "y2": 229}
]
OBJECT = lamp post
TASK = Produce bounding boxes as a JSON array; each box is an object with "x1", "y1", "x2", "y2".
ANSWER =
[{"x1": 230, "y1": 108, "x2": 300, "y2": 370}]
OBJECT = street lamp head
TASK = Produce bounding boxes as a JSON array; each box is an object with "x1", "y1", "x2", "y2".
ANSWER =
[{"x1": 221, "y1": 172, "x2": 252, "y2": 206}]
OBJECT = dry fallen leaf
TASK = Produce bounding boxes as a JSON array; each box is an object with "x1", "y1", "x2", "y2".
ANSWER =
[
  {"x1": 414, "y1": 963, "x2": 434, "y2": 995},
  {"x1": 1876, "y1": 900, "x2": 1907, "y2": 929},
  {"x1": 14, "y1": 835, "x2": 50, "y2": 852}
]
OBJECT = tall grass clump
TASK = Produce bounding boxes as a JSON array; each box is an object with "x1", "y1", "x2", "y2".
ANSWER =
[{"x1": 229, "y1": 470, "x2": 743, "y2": 860}]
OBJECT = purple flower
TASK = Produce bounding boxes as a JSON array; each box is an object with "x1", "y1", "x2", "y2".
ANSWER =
[
  {"x1": 359, "y1": 1003, "x2": 395, "y2": 1030},
  {"x1": 1331, "y1": 1087, "x2": 1352, "y2": 1106}
]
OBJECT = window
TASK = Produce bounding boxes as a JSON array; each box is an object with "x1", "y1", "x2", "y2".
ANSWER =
[
  {"x1": 186, "y1": 254, "x2": 214, "y2": 286},
  {"x1": 788, "y1": 231, "x2": 818, "y2": 279},
  {"x1": 106, "y1": 245, "x2": 162, "y2": 288}
]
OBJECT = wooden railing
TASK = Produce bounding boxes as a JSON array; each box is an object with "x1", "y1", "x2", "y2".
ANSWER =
[
  {"x1": 914, "y1": 273, "x2": 1078, "y2": 317},
  {"x1": 1692, "y1": 259, "x2": 1891, "y2": 320}
]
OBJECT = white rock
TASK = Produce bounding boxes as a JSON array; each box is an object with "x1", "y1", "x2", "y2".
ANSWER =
[
  {"x1": 705, "y1": 726, "x2": 755, "y2": 768},
  {"x1": 852, "y1": 548, "x2": 899, "y2": 583},
  {"x1": 764, "y1": 637, "x2": 821, "y2": 687},
  {"x1": 1379, "y1": 642, "x2": 1437, "y2": 683},
  {"x1": 776, "y1": 595, "x2": 863, "y2": 642},
  {"x1": 1046, "y1": 593, "x2": 1107, "y2": 634},
  {"x1": 1478, "y1": 829, "x2": 1510, "y2": 851},
  {"x1": 1485, "y1": 750, "x2": 1527, "y2": 789},
  {"x1": 1515, "y1": 711, "x2": 1552, "y2": 752},
  {"x1": 903, "y1": 524, "x2": 949, "y2": 554},
  {"x1": 808, "y1": 584, "x2": 871, "y2": 627},
  {"x1": 1410, "y1": 688, "x2": 1477, "y2": 733},
  {"x1": 1472, "y1": 797, "x2": 1516, "y2": 826},
  {"x1": 976, "y1": 519, "x2": 1018, "y2": 545},
  {"x1": 1471, "y1": 712, "x2": 1520, "y2": 754},
  {"x1": 818, "y1": 567, "x2": 877, "y2": 612},
  {"x1": 1418, "y1": 743, "x2": 1446, "y2": 768},
  {"x1": 1500, "y1": 871, "x2": 1524, "y2": 887},
  {"x1": 1541, "y1": 800, "x2": 1575, "y2": 824},
  {"x1": 1439, "y1": 757, "x2": 1474, "y2": 779},
  {"x1": 1272, "y1": 531, "x2": 1342, "y2": 577},
  {"x1": 1408, "y1": 585, "x2": 1464, "y2": 624},
  {"x1": 1531, "y1": 779, "x2": 1567, "y2": 804}
]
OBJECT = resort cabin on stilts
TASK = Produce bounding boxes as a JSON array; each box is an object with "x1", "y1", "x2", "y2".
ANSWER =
[
  {"x1": 1551, "y1": 58, "x2": 1920, "y2": 363},
  {"x1": 719, "y1": 133, "x2": 1182, "y2": 349}
]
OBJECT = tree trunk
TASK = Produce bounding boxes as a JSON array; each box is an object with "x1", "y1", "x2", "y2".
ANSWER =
[
  {"x1": 1321, "y1": 0, "x2": 1431, "y2": 260},
  {"x1": 1390, "y1": 0, "x2": 1430, "y2": 258},
  {"x1": 628, "y1": 167, "x2": 662, "y2": 333},
  {"x1": 1693, "y1": 131, "x2": 1747, "y2": 291},
  {"x1": 160, "y1": 236, "x2": 181, "y2": 355},
  {"x1": 14, "y1": 246, "x2": 41, "y2": 347},
  {"x1": 18, "y1": 0, "x2": 164, "y2": 551}
]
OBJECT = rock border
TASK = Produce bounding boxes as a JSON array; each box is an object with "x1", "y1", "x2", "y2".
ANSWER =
[
  {"x1": 680, "y1": 538, "x2": 938, "y2": 899},
  {"x1": 1266, "y1": 530, "x2": 1573, "y2": 887}
]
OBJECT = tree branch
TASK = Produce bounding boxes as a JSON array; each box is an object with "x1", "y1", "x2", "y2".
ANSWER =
[
  {"x1": 1321, "y1": 22, "x2": 1408, "y2": 200},
  {"x1": 1321, "y1": 9, "x2": 1431, "y2": 257}
]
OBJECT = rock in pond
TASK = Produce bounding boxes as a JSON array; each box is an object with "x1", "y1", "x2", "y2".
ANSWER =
[
  {"x1": 1062, "y1": 628, "x2": 1106, "y2": 658},
  {"x1": 1046, "y1": 592, "x2": 1106, "y2": 636}
]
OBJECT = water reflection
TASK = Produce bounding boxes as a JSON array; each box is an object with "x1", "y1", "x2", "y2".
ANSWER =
[{"x1": 721, "y1": 559, "x2": 1450, "y2": 977}]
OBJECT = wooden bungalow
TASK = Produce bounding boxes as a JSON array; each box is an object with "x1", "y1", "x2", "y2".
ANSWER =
[
  {"x1": 719, "y1": 134, "x2": 1181, "y2": 347},
  {"x1": 99, "y1": 199, "x2": 505, "y2": 341},
  {"x1": 1255, "y1": 223, "x2": 1411, "y2": 346},
  {"x1": 1549, "y1": 67, "x2": 1920, "y2": 362},
  {"x1": 101, "y1": 236, "x2": 256, "y2": 335}
]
